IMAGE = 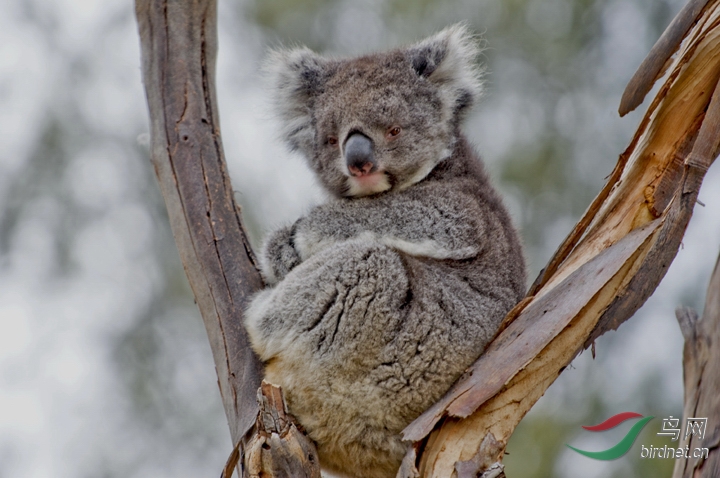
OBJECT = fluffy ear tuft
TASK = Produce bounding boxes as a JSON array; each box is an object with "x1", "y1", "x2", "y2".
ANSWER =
[
  {"x1": 406, "y1": 24, "x2": 484, "y2": 121},
  {"x1": 263, "y1": 47, "x2": 330, "y2": 153}
]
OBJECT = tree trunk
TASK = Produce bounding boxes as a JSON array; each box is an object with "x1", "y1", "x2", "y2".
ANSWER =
[
  {"x1": 134, "y1": 1, "x2": 320, "y2": 476},
  {"x1": 134, "y1": 0, "x2": 263, "y2": 443},
  {"x1": 672, "y1": 253, "x2": 720, "y2": 478}
]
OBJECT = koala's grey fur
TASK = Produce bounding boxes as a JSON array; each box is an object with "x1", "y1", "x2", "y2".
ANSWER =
[{"x1": 245, "y1": 24, "x2": 526, "y2": 478}]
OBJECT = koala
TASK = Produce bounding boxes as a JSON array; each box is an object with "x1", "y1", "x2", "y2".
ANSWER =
[{"x1": 244, "y1": 24, "x2": 526, "y2": 478}]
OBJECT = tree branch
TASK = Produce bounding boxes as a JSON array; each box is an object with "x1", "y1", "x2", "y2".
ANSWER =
[
  {"x1": 403, "y1": 1, "x2": 720, "y2": 475},
  {"x1": 135, "y1": 0, "x2": 264, "y2": 448},
  {"x1": 135, "y1": 2, "x2": 321, "y2": 476},
  {"x1": 619, "y1": 0, "x2": 712, "y2": 117}
]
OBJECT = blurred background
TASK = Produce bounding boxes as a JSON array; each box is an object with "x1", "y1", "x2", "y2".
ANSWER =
[{"x1": 1, "y1": 0, "x2": 719, "y2": 476}]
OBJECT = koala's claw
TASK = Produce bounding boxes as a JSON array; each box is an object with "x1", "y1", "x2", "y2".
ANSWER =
[{"x1": 261, "y1": 224, "x2": 301, "y2": 284}]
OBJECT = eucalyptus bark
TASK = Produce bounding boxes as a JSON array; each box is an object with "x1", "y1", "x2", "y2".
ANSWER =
[
  {"x1": 672, "y1": 254, "x2": 720, "y2": 478},
  {"x1": 135, "y1": 1, "x2": 319, "y2": 476},
  {"x1": 401, "y1": 0, "x2": 720, "y2": 475},
  {"x1": 135, "y1": 0, "x2": 263, "y2": 443}
]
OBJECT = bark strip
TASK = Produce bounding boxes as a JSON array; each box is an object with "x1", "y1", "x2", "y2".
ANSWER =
[{"x1": 619, "y1": 0, "x2": 713, "y2": 116}]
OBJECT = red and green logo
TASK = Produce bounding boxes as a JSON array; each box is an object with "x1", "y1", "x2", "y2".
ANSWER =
[{"x1": 566, "y1": 412, "x2": 654, "y2": 460}]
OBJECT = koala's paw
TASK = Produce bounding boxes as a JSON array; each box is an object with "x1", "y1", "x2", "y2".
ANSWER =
[{"x1": 260, "y1": 225, "x2": 302, "y2": 285}]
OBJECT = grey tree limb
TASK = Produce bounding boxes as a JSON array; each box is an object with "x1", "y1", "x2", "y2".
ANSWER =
[
  {"x1": 135, "y1": 2, "x2": 320, "y2": 475},
  {"x1": 135, "y1": 0, "x2": 264, "y2": 444}
]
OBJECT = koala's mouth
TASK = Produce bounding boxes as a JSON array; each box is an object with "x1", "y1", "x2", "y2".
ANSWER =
[{"x1": 346, "y1": 171, "x2": 391, "y2": 197}]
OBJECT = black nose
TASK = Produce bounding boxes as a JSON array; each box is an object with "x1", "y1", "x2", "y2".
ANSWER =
[{"x1": 344, "y1": 133, "x2": 376, "y2": 177}]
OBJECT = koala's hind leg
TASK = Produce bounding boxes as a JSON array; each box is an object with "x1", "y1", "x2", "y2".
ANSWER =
[
  {"x1": 245, "y1": 238, "x2": 410, "y2": 364},
  {"x1": 244, "y1": 239, "x2": 412, "y2": 477}
]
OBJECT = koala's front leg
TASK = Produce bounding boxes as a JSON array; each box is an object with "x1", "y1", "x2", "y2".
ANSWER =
[
  {"x1": 259, "y1": 224, "x2": 302, "y2": 285},
  {"x1": 293, "y1": 188, "x2": 486, "y2": 262}
]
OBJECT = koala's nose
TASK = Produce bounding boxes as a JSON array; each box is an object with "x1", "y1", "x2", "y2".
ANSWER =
[{"x1": 344, "y1": 133, "x2": 376, "y2": 177}]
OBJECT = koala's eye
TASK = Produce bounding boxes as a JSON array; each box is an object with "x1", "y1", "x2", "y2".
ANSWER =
[
  {"x1": 327, "y1": 136, "x2": 338, "y2": 146},
  {"x1": 386, "y1": 126, "x2": 402, "y2": 140}
]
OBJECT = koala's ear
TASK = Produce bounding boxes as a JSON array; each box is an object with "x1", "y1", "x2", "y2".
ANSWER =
[
  {"x1": 406, "y1": 24, "x2": 484, "y2": 120},
  {"x1": 264, "y1": 47, "x2": 330, "y2": 152}
]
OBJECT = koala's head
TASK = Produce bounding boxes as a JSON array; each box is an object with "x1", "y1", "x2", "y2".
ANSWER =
[{"x1": 265, "y1": 24, "x2": 483, "y2": 198}]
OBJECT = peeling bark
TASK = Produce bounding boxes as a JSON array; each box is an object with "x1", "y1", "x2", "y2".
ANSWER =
[
  {"x1": 222, "y1": 382, "x2": 321, "y2": 478},
  {"x1": 619, "y1": 0, "x2": 713, "y2": 116},
  {"x1": 402, "y1": 1, "x2": 720, "y2": 475}
]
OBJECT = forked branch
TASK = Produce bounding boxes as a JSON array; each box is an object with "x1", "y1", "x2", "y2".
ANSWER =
[{"x1": 134, "y1": 1, "x2": 720, "y2": 477}]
